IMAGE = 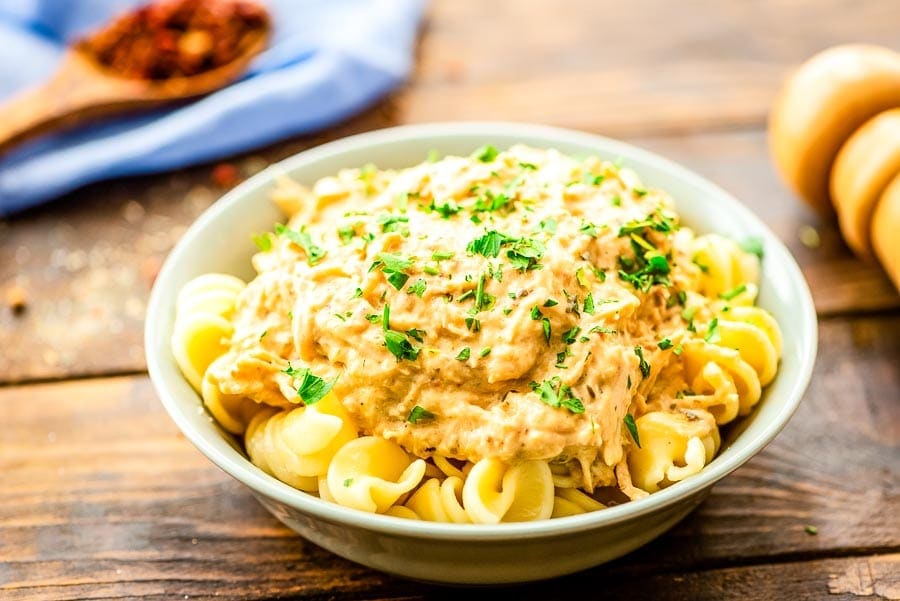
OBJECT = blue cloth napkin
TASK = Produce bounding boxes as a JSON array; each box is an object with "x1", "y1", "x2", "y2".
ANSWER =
[{"x1": 0, "y1": 0, "x2": 424, "y2": 216}]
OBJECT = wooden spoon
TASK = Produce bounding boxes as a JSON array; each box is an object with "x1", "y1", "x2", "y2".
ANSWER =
[{"x1": 0, "y1": 25, "x2": 269, "y2": 156}]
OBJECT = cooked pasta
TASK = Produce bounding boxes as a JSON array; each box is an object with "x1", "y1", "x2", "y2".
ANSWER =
[{"x1": 171, "y1": 145, "x2": 783, "y2": 522}]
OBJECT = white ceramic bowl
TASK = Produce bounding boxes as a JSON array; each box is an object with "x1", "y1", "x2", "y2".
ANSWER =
[{"x1": 145, "y1": 122, "x2": 817, "y2": 585}]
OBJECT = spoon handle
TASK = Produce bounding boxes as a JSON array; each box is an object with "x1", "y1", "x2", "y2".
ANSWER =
[{"x1": 0, "y1": 52, "x2": 141, "y2": 156}]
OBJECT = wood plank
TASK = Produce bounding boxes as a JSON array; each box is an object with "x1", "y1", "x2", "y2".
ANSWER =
[
  {"x1": 407, "y1": 0, "x2": 900, "y2": 135},
  {"x1": 2, "y1": 126, "x2": 896, "y2": 384},
  {"x1": 3, "y1": 555, "x2": 898, "y2": 601},
  {"x1": 1, "y1": 315, "x2": 897, "y2": 599}
]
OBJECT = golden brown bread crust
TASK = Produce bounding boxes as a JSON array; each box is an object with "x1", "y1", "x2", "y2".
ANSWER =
[
  {"x1": 830, "y1": 108, "x2": 900, "y2": 261},
  {"x1": 873, "y1": 173, "x2": 900, "y2": 290},
  {"x1": 769, "y1": 44, "x2": 900, "y2": 214}
]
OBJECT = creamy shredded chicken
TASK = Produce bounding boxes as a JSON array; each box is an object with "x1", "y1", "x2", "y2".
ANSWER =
[{"x1": 211, "y1": 145, "x2": 708, "y2": 491}]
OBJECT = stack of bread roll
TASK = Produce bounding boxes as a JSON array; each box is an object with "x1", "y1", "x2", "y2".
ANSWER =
[{"x1": 769, "y1": 44, "x2": 900, "y2": 291}]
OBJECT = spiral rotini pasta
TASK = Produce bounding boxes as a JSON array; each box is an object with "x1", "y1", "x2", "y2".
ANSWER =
[{"x1": 172, "y1": 146, "x2": 784, "y2": 523}]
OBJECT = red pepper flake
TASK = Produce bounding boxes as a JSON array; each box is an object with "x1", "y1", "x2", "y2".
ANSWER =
[
  {"x1": 78, "y1": 0, "x2": 269, "y2": 80},
  {"x1": 211, "y1": 162, "x2": 240, "y2": 188}
]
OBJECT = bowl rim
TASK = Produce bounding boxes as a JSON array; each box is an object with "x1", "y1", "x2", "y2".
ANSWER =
[{"x1": 146, "y1": 121, "x2": 818, "y2": 542}]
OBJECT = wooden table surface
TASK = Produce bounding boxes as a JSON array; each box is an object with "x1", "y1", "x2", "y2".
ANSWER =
[{"x1": 2, "y1": 1, "x2": 899, "y2": 599}]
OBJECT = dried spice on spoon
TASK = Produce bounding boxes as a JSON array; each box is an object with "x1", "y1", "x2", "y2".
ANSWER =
[{"x1": 77, "y1": 0, "x2": 269, "y2": 80}]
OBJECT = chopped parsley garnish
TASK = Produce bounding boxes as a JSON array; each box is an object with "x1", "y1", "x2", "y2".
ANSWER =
[
  {"x1": 506, "y1": 237, "x2": 545, "y2": 271},
  {"x1": 610, "y1": 195, "x2": 622, "y2": 207},
  {"x1": 377, "y1": 213, "x2": 409, "y2": 234},
  {"x1": 658, "y1": 338, "x2": 674, "y2": 350},
  {"x1": 465, "y1": 310, "x2": 481, "y2": 332},
  {"x1": 480, "y1": 347, "x2": 492, "y2": 357},
  {"x1": 579, "y1": 221, "x2": 600, "y2": 237},
  {"x1": 370, "y1": 252, "x2": 414, "y2": 290},
  {"x1": 455, "y1": 347, "x2": 471, "y2": 361},
  {"x1": 543, "y1": 298, "x2": 559, "y2": 307},
  {"x1": 583, "y1": 293, "x2": 595, "y2": 314},
  {"x1": 432, "y1": 250, "x2": 455, "y2": 261},
  {"x1": 530, "y1": 376, "x2": 585, "y2": 414},
  {"x1": 384, "y1": 329, "x2": 420, "y2": 361},
  {"x1": 259, "y1": 330, "x2": 267, "y2": 340},
  {"x1": 673, "y1": 344, "x2": 684, "y2": 356},
  {"x1": 275, "y1": 223, "x2": 327, "y2": 265},
  {"x1": 519, "y1": 161, "x2": 538, "y2": 170},
  {"x1": 583, "y1": 173, "x2": 604, "y2": 185},
  {"x1": 457, "y1": 290, "x2": 475, "y2": 303},
  {"x1": 408, "y1": 405, "x2": 436, "y2": 424},
  {"x1": 365, "y1": 313, "x2": 381, "y2": 324},
  {"x1": 719, "y1": 284, "x2": 747, "y2": 301},
  {"x1": 705, "y1": 317, "x2": 720, "y2": 343},
  {"x1": 473, "y1": 144, "x2": 499, "y2": 162},
  {"x1": 561, "y1": 326, "x2": 581, "y2": 345},
  {"x1": 406, "y1": 328, "x2": 426, "y2": 343},
  {"x1": 804, "y1": 525, "x2": 818, "y2": 536},
  {"x1": 423, "y1": 265, "x2": 440, "y2": 275},
  {"x1": 634, "y1": 346, "x2": 650, "y2": 378},
  {"x1": 382, "y1": 304, "x2": 390, "y2": 330},
  {"x1": 352, "y1": 287, "x2": 363, "y2": 299},
  {"x1": 683, "y1": 306, "x2": 697, "y2": 332},
  {"x1": 530, "y1": 306, "x2": 542, "y2": 320},
  {"x1": 624, "y1": 414, "x2": 641, "y2": 448},
  {"x1": 474, "y1": 190, "x2": 511, "y2": 213},
  {"x1": 539, "y1": 218, "x2": 558, "y2": 234},
  {"x1": 282, "y1": 363, "x2": 336, "y2": 405},
  {"x1": 589, "y1": 325, "x2": 617, "y2": 335},
  {"x1": 407, "y1": 278, "x2": 427, "y2": 297},
  {"x1": 541, "y1": 317, "x2": 552, "y2": 343},
  {"x1": 252, "y1": 232, "x2": 272, "y2": 251},
  {"x1": 337, "y1": 225, "x2": 356, "y2": 244},
  {"x1": 429, "y1": 199, "x2": 462, "y2": 218},
  {"x1": 467, "y1": 230, "x2": 510, "y2": 257},
  {"x1": 633, "y1": 186, "x2": 648, "y2": 197},
  {"x1": 740, "y1": 236, "x2": 764, "y2": 260}
]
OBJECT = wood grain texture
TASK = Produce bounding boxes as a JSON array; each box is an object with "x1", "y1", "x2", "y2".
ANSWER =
[
  {"x1": 2, "y1": 315, "x2": 897, "y2": 599},
  {"x1": 2, "y1": 127, "x2": 896, "y2": 384}
]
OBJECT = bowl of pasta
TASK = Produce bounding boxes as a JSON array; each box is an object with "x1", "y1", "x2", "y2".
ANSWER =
[{"x1": 145, "y1": 122, "x2": 817, "y2": 584}]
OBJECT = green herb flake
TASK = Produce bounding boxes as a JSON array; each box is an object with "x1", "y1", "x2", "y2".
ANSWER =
[
  {"x1": 658, "y1": 338, "x2": 673, "y2": 350},
  {"x1": 427, "y1": 149, "x2": 440, "y2": 163},
  {"x1": 673, "y1": 344, "x2": 684, "y2": 356},
  {"x1": 634, "y1": 346, "x2": 651, "y2": 379},
  {"x1": 741, "y1": 236, "x2": 764, "y2": 260},
  {"x1": 539, "y1": 218, "x2": 558, "y2": 234},
  {"x1": 467, "y1": 230, "x2": 510, "y2": 258},
  {"x1": 610, "y1": 195, "x2": 622, "y2": 207},
  {"x1": 252, "y1": 232, "x2": 273, "y2": 252},
  {"x1": 423, "y1": 265, "x2": 440, "y2": 275},
  {"x1": 377, "y1": 213, "x2": 410, "y2": 233},
  {"x1": 804, "y1": 525, "x2": 818, "y2": 536},
  {"x1": 407, "y1": 278, "x2": 427, "y2": 297},
  {"x1": 530, "y1": 376, "x2": 585, "y2": 414},
  {"x1": 479, "y1": 347, "x2": 492, "y2": 357},
  {"x1": 408, "y1": 405, "x2": 436, "y2": 424},
  {"x1": 561, "y1": 326, "x2": 581, "y2": 345},
  {"x1": 719, "y1": 284, "x2": 747, "y2": 301},
  {"x1": 589, "y1": 325, "x2": 617, "y2": 335},
  {"x1": 519, "y1": 161, "x2": 538, "y2": 170},
  {"x1": 705, "y1": 317, "x2": 720, "y2": 343},
  {"x1": 406, "y1": 328, "x2": 426, "y2": 343},
  {"x1": 274, "y1": 223, "x2": 327, "y2": 265},
  {"x1": 579, "y1": 221, "x2": 600, "y2": 238},
  {"x1": 337, "y1": 225, "x2": 356, "y2": 245},
  {"x1": 432, "y1": 250, "x2": 455, "y2": 261},
  {"x1": 455, "y1": 347, "x2": 471, "y2": 361},
  {"x1": 530, "y1": 306, "x2": 542, "y2": 320},
  {"x1": 259, "y1": 330, "x2": 268, "y2": 340},
  {"x1": 583, "y1": 173, "x2": 605, "y2": 185},
  {"x1": 385, "y1": 329, "x2": 420, "y2": 361},
  {"x1": 543, "y1": 298, "x2": 559, "y2": 307},
  {"x1": 575, "y1": 267, "x2": 589, "y2": 288},
  {"x1": 633, "y1": 186, "x2": 648, "y2": 197},
  {"x1": 282, "y1": 363, "x2": 337, "y2": 405},
  {"x1": 343, "y1": 478, "x2": 353, "y2": 487},
  {"x1": 382, "y1": 304, "x2": 390, "y2": 331},
  {"x1": 583, "y1": 293, "x2": 595, "y2": 314},
  {"x1": 624, "y1": 414, "x2": 641, "y2": 448},
  {"x1": 541, "y1": 317, "x2": 552, "y2": 343},
  {"x1": 370, "y1": 252, "x2": 414, "y2": 290},
  {"x1": 473, "y1": 144, "x2": 499, "y2": 162}
]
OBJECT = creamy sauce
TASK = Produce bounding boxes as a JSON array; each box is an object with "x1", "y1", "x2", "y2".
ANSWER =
[{"x1": 211, "y1": 146, "x2": 704, "y2": 489}]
